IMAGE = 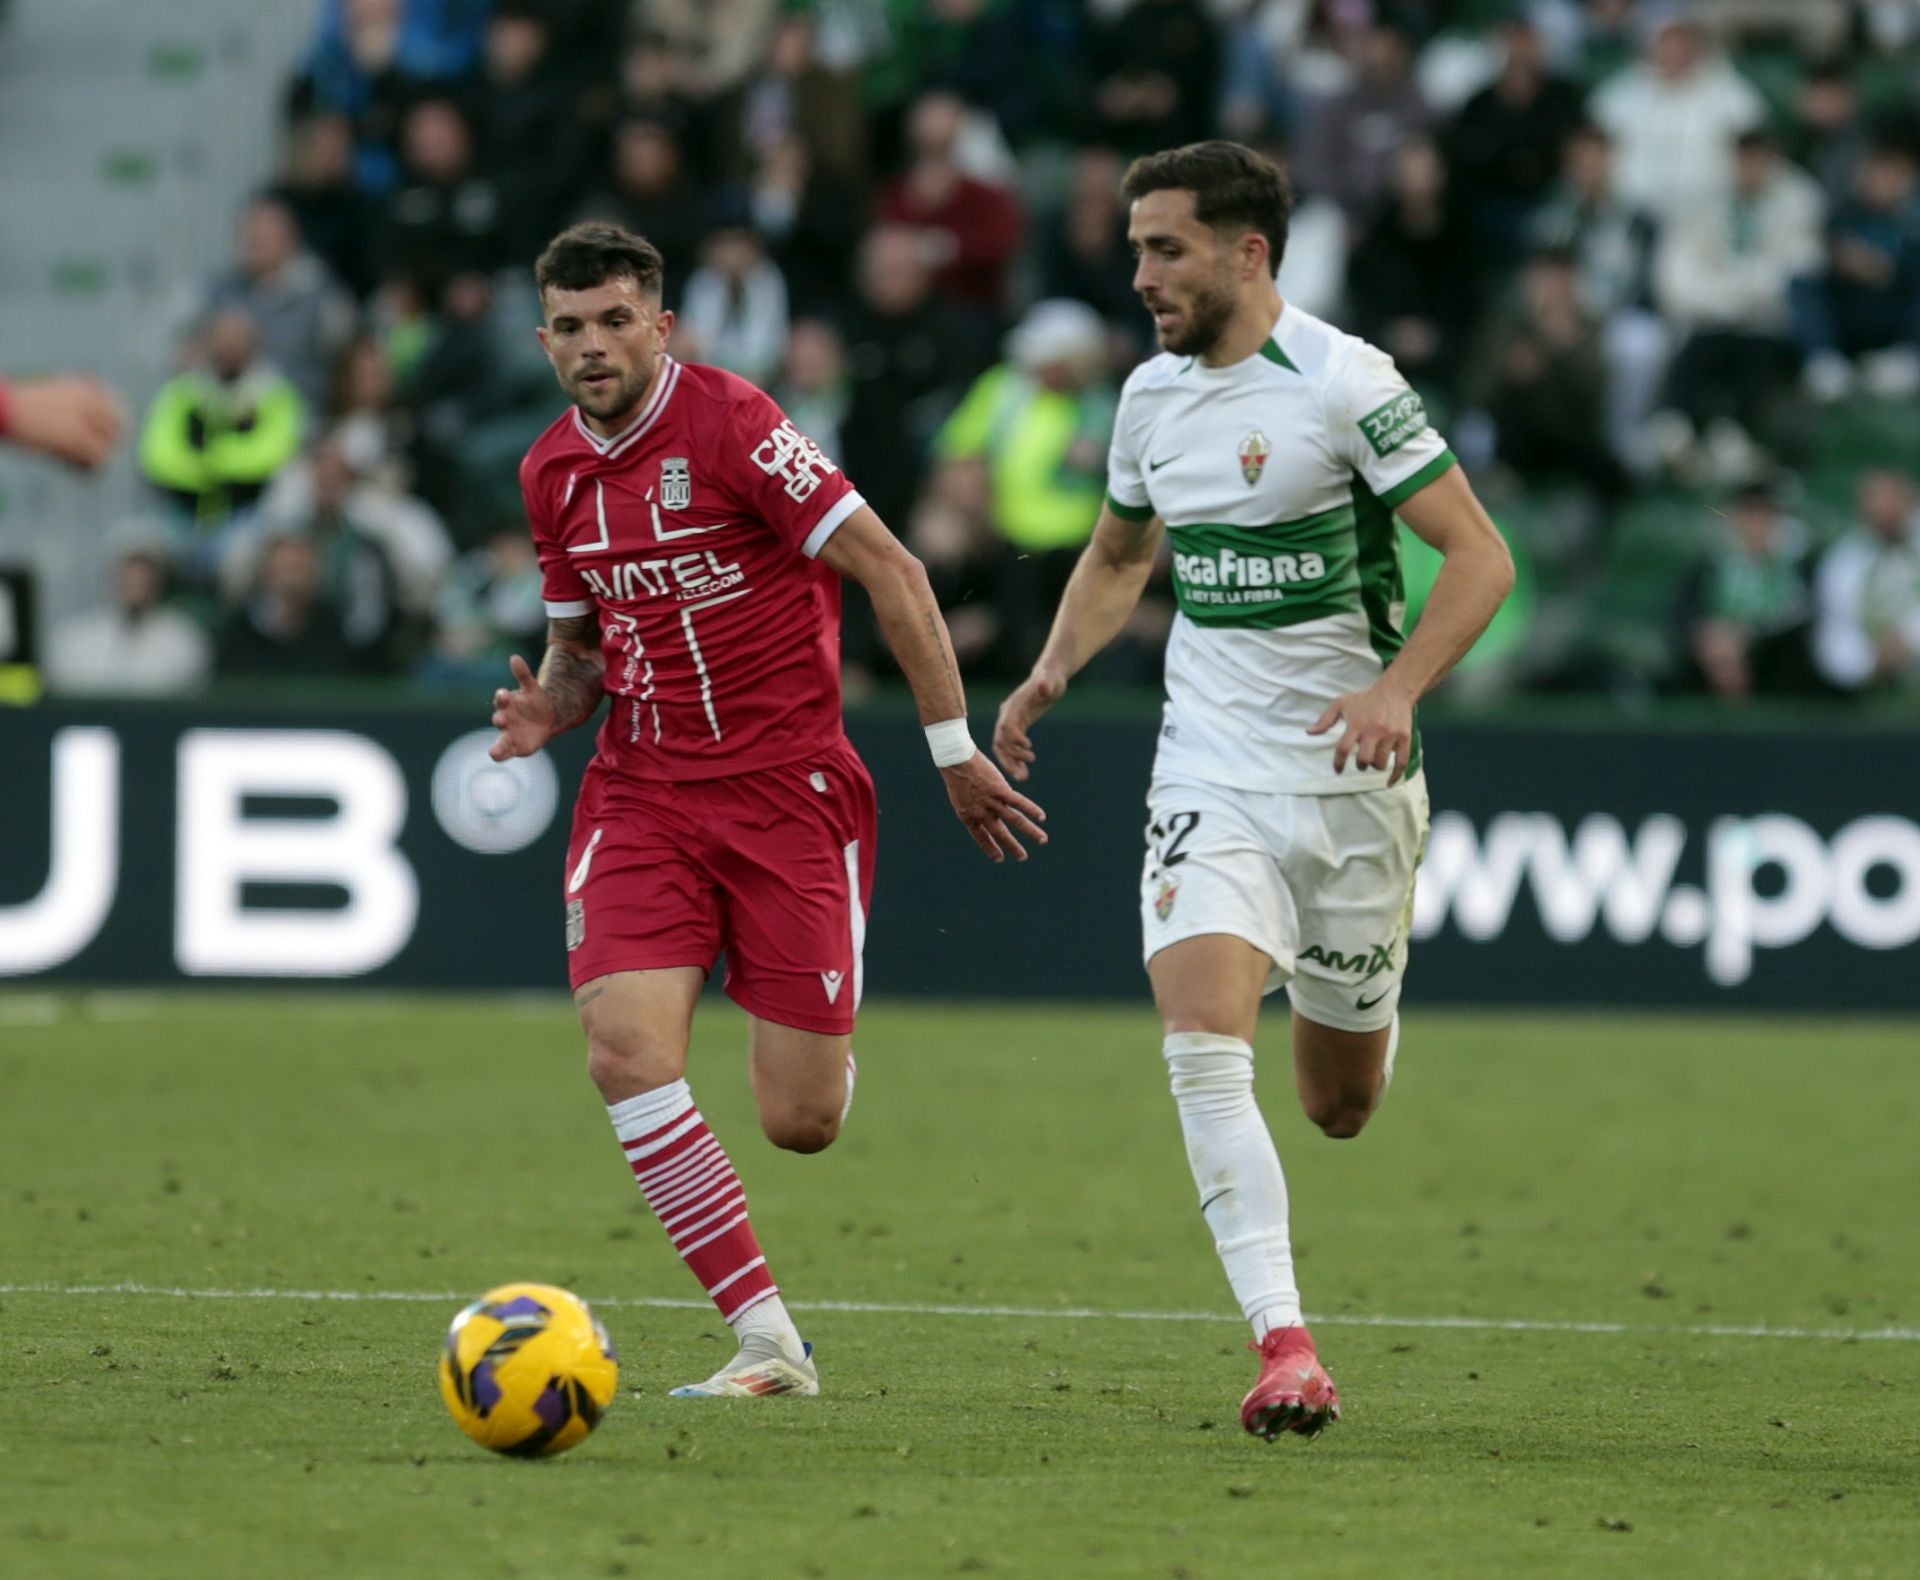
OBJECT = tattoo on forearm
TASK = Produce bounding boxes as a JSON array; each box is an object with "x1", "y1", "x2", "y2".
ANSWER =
[
  {"x1": 549, "y1": 614, "x2": 599, "y2": 646},
  {"x1": 543, "y1": 646, "x2": 606, "y2": 732}
]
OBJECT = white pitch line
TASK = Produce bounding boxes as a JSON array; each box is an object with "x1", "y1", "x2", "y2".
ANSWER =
[{"x1": 2, "y1": 1282, "x2": 1915, "y2": 1344}]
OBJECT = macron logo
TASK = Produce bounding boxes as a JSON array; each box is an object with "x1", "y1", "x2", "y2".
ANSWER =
[{"x1": 821, "y1": 969, "x2": 845, "y2": 1004}]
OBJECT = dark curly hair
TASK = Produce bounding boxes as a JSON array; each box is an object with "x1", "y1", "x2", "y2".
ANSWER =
[{"x1": 535, "y1": 222, "x2": 665, "y2": 300}]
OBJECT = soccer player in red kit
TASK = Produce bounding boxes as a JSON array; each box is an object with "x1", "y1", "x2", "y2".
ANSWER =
[{"x1": 487, "y1": 223, "x2": 1045, "y2": 1398}]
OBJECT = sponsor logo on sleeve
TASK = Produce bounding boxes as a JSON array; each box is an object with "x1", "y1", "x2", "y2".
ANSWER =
[
  {"x1": 1359, "y1": 392, "x2": 1428, "y2": 458},
  {"x1": 750, "y1": 419, "x2": 839, "y2": 502}
]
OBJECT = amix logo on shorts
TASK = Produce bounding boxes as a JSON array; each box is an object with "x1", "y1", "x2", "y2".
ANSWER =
[{"x1": 1299, "y1": 942, "x2": 1393, "y2": 981}]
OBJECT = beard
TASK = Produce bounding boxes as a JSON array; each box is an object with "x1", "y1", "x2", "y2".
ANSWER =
[
  {"x1": 569, "y1": 358, "x2": 654, "y2": 425},
  {"x1": 1153, "y1": 272, "x2": 1238, "y2": 358}
]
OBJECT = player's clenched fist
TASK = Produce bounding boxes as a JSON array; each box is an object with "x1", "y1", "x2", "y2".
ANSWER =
[
  {"x1": 992, "y1": 667, "x2": 1067, "y2": 783},
  {"x1": 941, "y1": 751, "x2": 1048, "y2": 863},
  {"x1": 490, "y1": 654, "x2": 559, "y2": 761}
]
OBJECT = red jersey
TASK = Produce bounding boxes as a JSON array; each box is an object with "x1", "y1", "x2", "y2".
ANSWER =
[{"x1": 521, "y1": 357, "x2": 865, "y2": 781}]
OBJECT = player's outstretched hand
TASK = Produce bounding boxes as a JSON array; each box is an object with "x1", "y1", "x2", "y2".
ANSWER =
[
  {"x1": 489, "y1": 654, "x2": 559, "y2": 761},
  {"x1": 5, "y1": 376, "x2": 124, "y2": 471},
  {"x1": 992, "y1": 667, "x2": 1067, "y2": 782},
  {"x1": 942, "y1": 750, "x2": 1048, "y2": 863},
  {"x1": 1308, "y1": 679, "x2": 1415, "y2": 785}
]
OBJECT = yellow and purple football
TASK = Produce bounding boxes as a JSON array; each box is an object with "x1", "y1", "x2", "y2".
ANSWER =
[{"x1": 437, "y1": 1282, "x2": 618, "y2": 1457}]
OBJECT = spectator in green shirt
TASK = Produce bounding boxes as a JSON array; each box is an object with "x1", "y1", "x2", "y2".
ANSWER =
[{"x1": 1678, "y1": 480, "x2": 1817, "y2": 699}]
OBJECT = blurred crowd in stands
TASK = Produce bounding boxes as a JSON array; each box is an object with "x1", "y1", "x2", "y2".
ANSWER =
[{"x1": 33, "y1": 0, "x2": 1920, "y2": 705}]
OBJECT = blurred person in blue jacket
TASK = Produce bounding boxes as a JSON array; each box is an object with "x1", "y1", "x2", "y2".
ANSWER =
[
  {"x1": 289, "y1": 0, "x2": 490, "y2": 195},
  {"x1": 1795, "y1": 140, "x2": 1920, "y2": 403}
]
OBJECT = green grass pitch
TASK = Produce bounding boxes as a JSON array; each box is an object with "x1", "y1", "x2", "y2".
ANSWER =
[{"x1": 2, "y1": 995, "x2": 1916, "y2": 1579}]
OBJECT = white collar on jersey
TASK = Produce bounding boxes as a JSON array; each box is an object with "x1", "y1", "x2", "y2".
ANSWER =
[{"x1": 571, "y1": 355, "x2": 681, "y2": 460}]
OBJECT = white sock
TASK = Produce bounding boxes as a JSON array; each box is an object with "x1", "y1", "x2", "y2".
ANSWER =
[
  {"x1": 731, "y1": 1292, "x2": 806, "y2": 1363},
  {"x1": 606, "y1": 1079, "x2": 694, "y2": 1137},
  {"x1": 1382, "y1": 1013, "x2": 1401, "y2": 1091},
  {"x1": 1164, "y1": 1032, "x2": 1302, "y2": 1335}
]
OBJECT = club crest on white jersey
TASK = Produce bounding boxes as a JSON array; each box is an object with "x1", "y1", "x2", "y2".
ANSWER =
[{"x1": 1238, "y1": 430, "x2": 1271, "y2": 484}]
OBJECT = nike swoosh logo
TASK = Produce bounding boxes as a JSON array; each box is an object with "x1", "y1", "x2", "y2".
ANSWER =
[
  {"x1": 1199, "y1": 1187, "x2": 1229, "y2": 1214},
  {"x1": 1356, "y1": 990, "x2": 1389, "y2": 1011},
  {"x1": 1147, "y1": 454, "x2": 1182, "y2": 472}
]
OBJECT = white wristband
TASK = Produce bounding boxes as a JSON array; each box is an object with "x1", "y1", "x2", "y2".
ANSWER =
[{"x1": 925, "y1": 717, "x2": 977, "y2": 768}]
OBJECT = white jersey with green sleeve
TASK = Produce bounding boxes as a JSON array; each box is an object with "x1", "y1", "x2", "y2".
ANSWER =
[{"x1": 1105, "y1": 302, "x2": 1457, "y2": 795}]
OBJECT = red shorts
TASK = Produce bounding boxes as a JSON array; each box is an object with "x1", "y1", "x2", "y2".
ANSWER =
[{"x1": 562, "y1": 737, "x2": 878, "y2": 1035}]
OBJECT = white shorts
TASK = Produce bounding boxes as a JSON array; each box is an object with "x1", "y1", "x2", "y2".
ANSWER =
[{"x1": 1139, "y1": 772, "x2": 1430, "y2": 1033}]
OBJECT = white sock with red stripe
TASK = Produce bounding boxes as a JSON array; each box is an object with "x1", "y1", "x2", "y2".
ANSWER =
[{"x1": 609, "y1": 1081, "x2": 805, "y2": 1361}]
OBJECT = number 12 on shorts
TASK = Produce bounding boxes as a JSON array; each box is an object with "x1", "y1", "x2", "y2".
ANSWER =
[{"x1": 1149, "y1": 811, "x2": 1201, "y2": 868}]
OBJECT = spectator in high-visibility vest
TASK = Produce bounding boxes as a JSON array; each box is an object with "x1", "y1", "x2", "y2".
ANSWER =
[
  {"x1": 920, "y1": 298, "x2": 1144, "y2": 676},
  {"x1": 138, "y1": 308, "x2": 307, "y2": 545},
  {"x1": 937, "y1": 297, "x2": 1116, "y2": 557}
]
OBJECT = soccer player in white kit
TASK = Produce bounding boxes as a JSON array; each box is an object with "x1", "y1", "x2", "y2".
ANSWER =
[{"x1": 994, "y1": 143, "x2": 1514, "y2": 1441}]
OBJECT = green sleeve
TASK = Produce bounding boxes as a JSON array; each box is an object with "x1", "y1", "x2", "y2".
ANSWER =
[
  {"x1": 138, "y1": 376, "x2": 212, "y2": 495},
  {"x1": 208, "y1": 380, "x2": 306, "y2": 486},
  {"x1": 1378, "y1": 448, "x2": 1458, "y2": 510}
]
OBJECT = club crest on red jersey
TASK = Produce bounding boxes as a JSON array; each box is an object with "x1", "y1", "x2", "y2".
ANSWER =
[
  {"x1": 660, "y1": 456, "x2": 692, "y2": 511},
  {"x1": 1238, "y1": 430, "x2": 1272, "y2": 485}
]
